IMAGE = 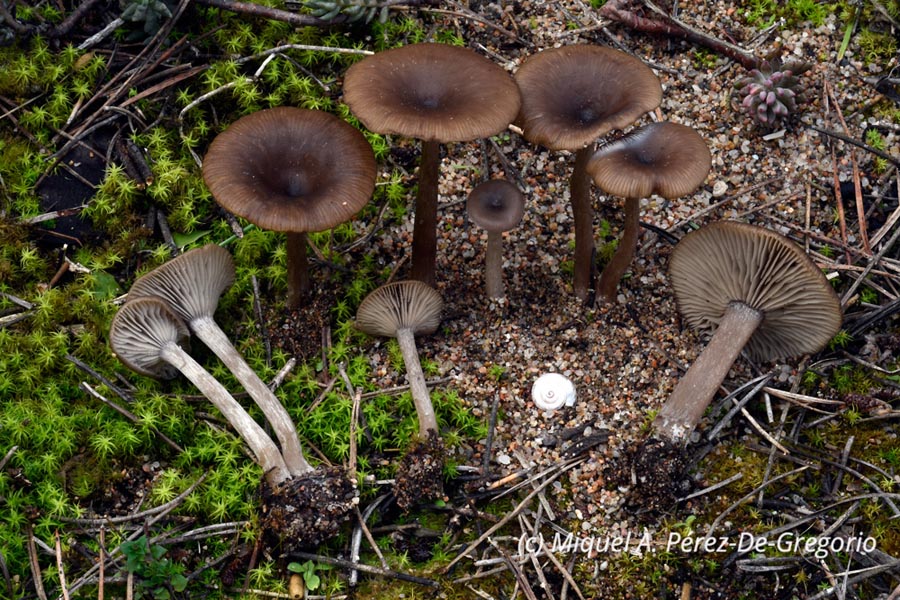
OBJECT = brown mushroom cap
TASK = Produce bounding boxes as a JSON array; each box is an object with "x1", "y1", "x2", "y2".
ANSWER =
[
  {"x1": 587, "y1": 121, "x2": 712, "y2": 199},
  {"x1": 466, "y1": 179, "x2": 525, "y2": 233},
  {"x1": 129, "y1": 244, "x2": 234, "y2": 322},
  {"x1": 342, "y1": 43, "x2": 521, "y2": 143},
  {"x1": 515, "y1": 45, "x2": 662, "y2": 151},
  {"x1": 355, "y1": 280, "x2": 443, "y2": 338},
  {"x1": 109, "y1": 297, "x2": 190, "y2": 380},
  {"x1": 202, "y1": 107, "x2": 376, "y2": 233},
  {"x1": 669, "y1": 221, "x2": 842, "y2": 361}
]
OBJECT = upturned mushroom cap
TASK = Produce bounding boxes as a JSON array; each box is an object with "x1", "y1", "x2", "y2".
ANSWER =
[
  {"x1": 342, "y1": 43, "x2": 521, "y2": 143},
  {"x1": 515, "y1": 45, "x2": 662, "y2": 151},
  {"x1": 129, "y1": 244, "x2": 234, "y2": 322},
  {"x1": 587, "y1": 122, "x2": 712, "y2": 199},
  {"x1": 202, "y1": 107, "x2": 376, "y2": 233},
  {"x1": 109, "y1": 297, "x2": 190, "y2": 379},
  {"x1": 466, "y1": 179, "x2": 525, "y2": 233},
  {"x1": 669, "y1": 221, "x2": 842, "y2": 361},
  {"x1": 355, "y1": 280, "x2": 443, "y2": 338}
]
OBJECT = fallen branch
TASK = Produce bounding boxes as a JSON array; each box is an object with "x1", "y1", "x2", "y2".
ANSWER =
[{"x1": 598, "y1": 0, "x2": 763, "y2": 69}]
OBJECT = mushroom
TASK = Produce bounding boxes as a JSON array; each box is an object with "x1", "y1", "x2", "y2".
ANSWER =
[
  {"x1": 354, "y1": 280, "x2": 444, "y2": 439},
  {"x1": 128, "y1": 243, "x2": 312, "y2": 476},
  {"x1": 586, "y1": 121, "x2": 711, "y2": 304},
  {"x1": 514, "y1": 44, "x2": 662, "y2": 302},
  {"x1": 202, "y1": 106, "x2": 376, "y2": 309},
  {"x1": 652, "y1": 221, "x2": 843, "y2": 444},
  {"x1": 343, "y1": 43, "x2": 521, "y2": 286},
  {"x1": 109, "y1": 297, "x2": 290, "y2": 484},
  {"x1": 465, "y1": 179, "x2": 525, "y2": 299}
]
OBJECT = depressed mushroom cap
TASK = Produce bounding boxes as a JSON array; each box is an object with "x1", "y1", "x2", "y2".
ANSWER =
[
  {"x1": 587, "y1": 122, "x2": 711, "y2": 199},
  {"x1": 343, "y1": 43, "x2": 521, "y2": 143},
  {"x1": 202, "y1": 107, "x2": 376, "y2": 233},
  {"x1": 515, "y1": 45, "x2": 662, "y2": 151},
  {"x1": 129, "y1": 244, "x2": 234, "y2": 323},
  {"x1": 466, "y1": 179, "x2": 525, "y2": 233},
  {"x1": 109, "y1": 297, "x2": 190, "y2": 380},
  {"x1": 355, "y1": 280, "x2": 444, "y2": 338},
  {"x1": 669, "y1": 221, "x2": 842, "y2": 361}
]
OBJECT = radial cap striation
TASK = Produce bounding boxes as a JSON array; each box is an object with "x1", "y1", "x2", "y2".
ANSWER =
[
  {"x1": 202, "y1": 107, "x2": 376, "y2": 233},
  {"x1": 355, "y1": 280, "x2": 444, "y2": 338},
  {"x1": 109, "y1": 297, "x2": 190, "y2": 379},
  {"x1": 515, "y1": 44, "x2": 662, "y2": 151},
  {"x1": 343, "y1": 43, "x2": 521, "y2": 143},
  {"x1": 587, "y1": 121, "x2": 711, "y2": 199},
  {"x1": 669, "y1": 221, "x2": 842, "y2": 361},
  {"x1": 128, "y1": 244, "x2": 235, "y2": 322}
]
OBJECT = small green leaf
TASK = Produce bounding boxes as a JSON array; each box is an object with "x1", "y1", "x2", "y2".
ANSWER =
[
  {"x1": 305, "y1": 571, "x2": 321, "y2": 591},
  {"x1": 91, "y1": 270, "x2": 120, "y2": 299},
  {"x1": 172, "y1": 229, "x2": 211, "y2": 249}
]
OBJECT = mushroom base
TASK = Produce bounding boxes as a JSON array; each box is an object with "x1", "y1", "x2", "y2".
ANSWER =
[
  {"x1": 393, "y1": 431, "x2": 445, "y2": 511},
  {"x1": 261, "y1": 465, "x2": 358, "y2": 550},
  {"x1": 603, "y1": 437, "x2": 693, "y2": 520}
]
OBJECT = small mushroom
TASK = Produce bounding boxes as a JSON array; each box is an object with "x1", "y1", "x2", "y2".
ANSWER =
[
  {"x1": 202, "y1": 107, "x2": 376, "y2": 309},
  {"x1": 466, "y1": 179, "x2": 525, "y2": 299},
  {"x1": 109, "y1": 297, "x2": 290, "y2": 484},
  {"x1": 652, "y1": 222, "x2": 843, "y2": 444},
  {"x1": 355, "y1": 280, "x2": 444, "y2": 438},
  {"x1": 343, "y1": 43, "x2": 521, "y2": 286},
  {"x1": 128, "y1": 244, "x2": 312, "y2": 477},
  {"x1": 586, "y1": 121, "x2": 711, "y2": 304},
  {"x1": 514, "y1": 44, "x2": 662, "y2": 302}
]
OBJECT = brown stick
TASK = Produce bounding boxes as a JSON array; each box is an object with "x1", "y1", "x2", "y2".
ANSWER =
[{"x1": 599, "y1": 0, "x2": 762, "y2": 70}]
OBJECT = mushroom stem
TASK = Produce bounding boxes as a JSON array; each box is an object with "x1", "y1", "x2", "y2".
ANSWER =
[
  {"x1": 653, "y1": 301, "x2": 764, "y2": 444},
  {"x1": 285, "y1": 231, "x2": 310, "y2": 310},
  {"x1": 596, "y1": 196, "x2": 641, "y2": 304},
  {"x1": 571, "y1": 145, "x2": 595, "y2": 303},
  {"x1": 158, "y1": 341, "x2": 291, "y2": 485},
  {"x1": 410, "y1": 139, "x2": 441, "y2": 287},
  {"x1": 484, "y1": 231, "x2": 505, "y2": 299},
  {"x1": 396, "y1": 327, "x2": 438, "y2": 438},
  {"x1": 190, "y1": 315, "x2": 313, "y2": 476}
]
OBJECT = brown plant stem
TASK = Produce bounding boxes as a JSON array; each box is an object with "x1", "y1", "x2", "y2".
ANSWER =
[
  {"x1": 599, "y1": 0, "x2": 762, "y2": 70},
  {"x1": 596, "y1": 196, "x2": 641, "y2": 303},
  {"x1": 410, "y1": 139, "x2": 441, "y2": 287},
  {"x1": 571, "y1": 145, "x2": 595, "y2": 303}
]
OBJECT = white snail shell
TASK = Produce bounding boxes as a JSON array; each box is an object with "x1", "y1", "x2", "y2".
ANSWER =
[{"x1": 531, "y1": 373, "x2": 576, "y2": 411}]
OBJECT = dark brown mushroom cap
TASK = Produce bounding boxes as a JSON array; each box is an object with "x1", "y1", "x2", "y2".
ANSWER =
[
  {"x1": 669, "y1": 221, "x2": 842, "y2": 361},
  {"x1": 342, "y1": 43, "x2": 521, "y2": 143},
  {"x1": 466, "y1": 179, "x2": 525, "y2": 233},
  {"x1": 587, "y1": 122, "x2": 711, "y2": 199},
  {"x1": 355, "y1": 280, "x2": 443, "y2": 338},
  {"x1": 109, "y1": 297, "x2": 190, "y2": 380},
  {"x1": 202, "y1": 107, "x2": 376, "y2": 233},
  {"x1": 514, "y1": 45, "x2": 662, "y2": 151},
  {"x1": 129, "y1": 244, "x2": 234, "y2": 322}
]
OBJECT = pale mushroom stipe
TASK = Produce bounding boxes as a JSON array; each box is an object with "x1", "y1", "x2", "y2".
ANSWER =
[{"x1": 653, "y1": 221, "x2": 843, "y2": 444}]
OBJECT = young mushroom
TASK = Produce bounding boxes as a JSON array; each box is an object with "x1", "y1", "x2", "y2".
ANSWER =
[
  {"x1": 586, "y1": 121, "x2": 711, "y2": 304},
  {"x1": 514, "y1": 44, "x2": 662, "y2": 303},
  {"x1": 202, "y1": 107, "x2": 376, "y2": 309},
  {"x1": 128, "y1": 244, "x2": 312, "y2": 477},
  {"x1": 343, "y1": 43, "x2": 521, "y2": 287},
  {"x1": 355, "y1": 280, "x2": 444, "y2": 439},
  {"x1": 109, "y1": 297, "x2": 291, "y2": 485},
  {"x1": 466, "y1": 179, "x2": 525, "y2": 299},
  {"x1": 652, "y1": 221, "x2": 843, "y2": 444}
]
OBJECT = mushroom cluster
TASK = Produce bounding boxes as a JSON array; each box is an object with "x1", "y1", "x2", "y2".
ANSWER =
[{"x1": 111, "y1": 244, "x2": 357, "y2": 547}]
